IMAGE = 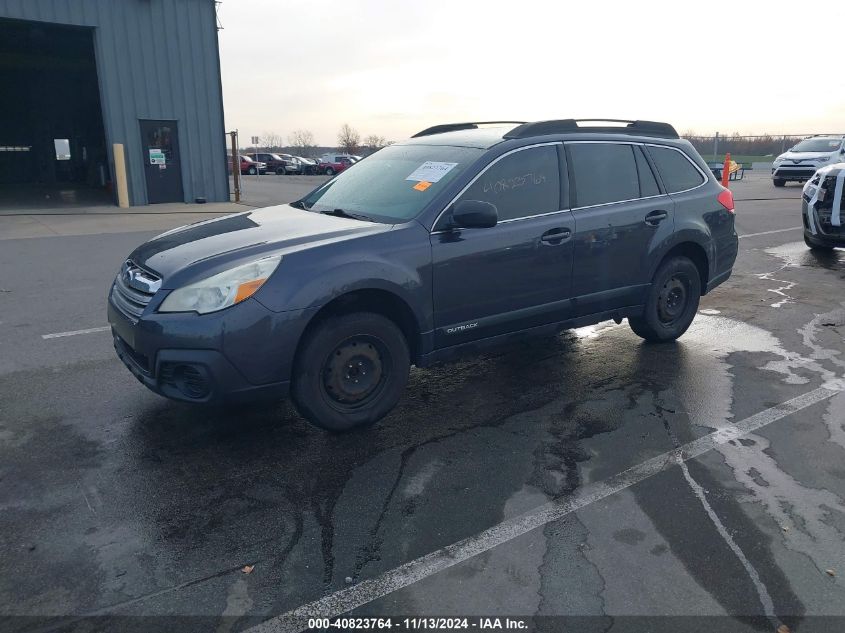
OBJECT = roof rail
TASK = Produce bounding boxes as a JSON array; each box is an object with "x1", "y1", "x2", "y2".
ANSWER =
[
  {"x1": 503, "y1": 119, "x2": 679, "y2": 140},
  {"x1": 411, "y1": 121, "x2": 526, "y2": 138}
]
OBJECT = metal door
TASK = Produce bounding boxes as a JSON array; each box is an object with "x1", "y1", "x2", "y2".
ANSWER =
[{"x1": 140, "y1": 120, "x2": 183, "y2": 204}]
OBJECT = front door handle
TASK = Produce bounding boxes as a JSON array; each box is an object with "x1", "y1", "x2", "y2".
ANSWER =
[
  {"x1": 540, "y1": 227, "x2": 572, "y2": 245},
  {"x1": 645, "y1": 210, "x2": 668, "y2": 226}
]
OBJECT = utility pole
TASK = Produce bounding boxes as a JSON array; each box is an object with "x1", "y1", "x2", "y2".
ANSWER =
[{"x1": 229, "y1": 130, "x2": 240, "y2": 202}]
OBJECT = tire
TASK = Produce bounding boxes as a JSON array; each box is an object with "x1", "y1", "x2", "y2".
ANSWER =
[
  {"x1": 804, "y1": 234, "x2": 834, "y2": 251},
  {"x1": 773, "y1": 178, "x2": 786, "y2": 187},
  {"x1": 291, "y1": 312, "x2": 410, "y2": 432},
  {"x1": 629, "y1": 256, "x2": 702, "y2": 343},
  {"x1": 248, "y1": 166, "x2": 257, "y2": 175},
  {"x1": 325, "y1": 167, "x2": 334, "y2": 176},
  {"x1": 276, "y1": 168, "x2": 285, "y2": 175}
]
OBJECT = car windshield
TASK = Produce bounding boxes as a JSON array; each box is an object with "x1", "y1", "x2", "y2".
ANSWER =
[
  {"x1": 299, "y1": 144, "x2": 483, "y2": 222},
  {"x1": 791, "y1": 138, "x2": 842, "y2": 153}
]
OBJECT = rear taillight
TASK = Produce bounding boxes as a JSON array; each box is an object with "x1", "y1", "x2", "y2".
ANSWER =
[{"x1": 717, "y1": 188, "x2": 734, "y2": 214}]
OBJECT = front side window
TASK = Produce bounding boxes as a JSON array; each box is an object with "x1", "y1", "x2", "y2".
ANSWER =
[
  {"x1": 648, "y1": 146, "x2": 705, "y2": 193},
  {"x1": 457, "y1": 145, "x2": 560, "y2": 222},
  {"x1": 568, "y1": 143, "x2": 639, "y2": 207},
  {"x1": 299, "y1": 144, "x2": 482, "y2": 222}
]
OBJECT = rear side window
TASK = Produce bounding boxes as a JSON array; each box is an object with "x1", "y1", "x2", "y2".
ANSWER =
[
  {"x1": 459, "y1": 145, "x2": 560, "y2": 221},
  {"x1": 568, "y1": 143, "x2": 639, "y2": 207},
  {"x1": 634, "y1": 146, "x2": 660, "y2": 197},
  {"x1": 648, "y1": 146, "x2": 705, "y2": 193}
]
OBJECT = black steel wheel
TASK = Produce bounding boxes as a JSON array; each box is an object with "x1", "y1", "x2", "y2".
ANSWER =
[
  {"x1": 629, "y1": 256, "x2": 701, "y2": 342},
  {"x1": 291, "y1": 312, "x2": 410, "y2": 431}
]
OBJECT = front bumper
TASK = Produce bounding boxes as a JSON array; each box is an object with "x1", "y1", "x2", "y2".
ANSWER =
[
  {"x1": 108, "y1": 293, "x2": 312, "y2": 403},
  {"x1": 802, "y1": 198, "x2": 845, "y2": 246},
  {"x1": 773, "y1": 165, "x2": 820, "y2": 180}
]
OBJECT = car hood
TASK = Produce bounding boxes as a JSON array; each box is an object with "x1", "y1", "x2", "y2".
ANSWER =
[
  {"x1": 779, "y1": 152, "x2": 836, "y2": 161},
  {"x1": 129, "y1": 205, "x2": 391, "y2": 283}
]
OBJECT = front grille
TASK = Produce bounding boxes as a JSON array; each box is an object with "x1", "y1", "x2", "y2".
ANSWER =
[
  {"x1": 110, "y1": 260, "x2": 160, "y2": 322},
  {"x1": 775, "y1": 167, "x2": 816, "y2": 178}
]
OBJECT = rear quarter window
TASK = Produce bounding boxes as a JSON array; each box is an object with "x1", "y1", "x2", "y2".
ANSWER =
[{"x1": 648, "y1": 146, "x2": 705, "y2": 193}]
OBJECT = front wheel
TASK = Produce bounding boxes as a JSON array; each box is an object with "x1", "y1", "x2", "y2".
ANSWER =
[
  {"x1": 629, "y1": 256, "x2": 702, "y2": 342},
  {"x1": 248, "y1": 166, "x2": 257, "y2": 175},
  {"x1": 773, "y1": 178, "x2": 786, "y2": 187},
  {"x1": 325, "y1": 167, "x2": 335, "y2": 176},
  {"x1": 291, "y1": 312, "x2": 410, "y2": 432}
]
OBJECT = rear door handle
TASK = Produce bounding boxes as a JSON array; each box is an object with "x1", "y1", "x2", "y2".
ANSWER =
[
  {"x1": 645, "y1": 210, "x2": 668, "y2": 226},
  {"x1": 540, "y1": 227, "x2": 572, "y2": 244}
]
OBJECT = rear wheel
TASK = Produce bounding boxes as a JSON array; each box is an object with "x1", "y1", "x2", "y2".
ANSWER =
[
  {"x1": 291, "y1": 312, "x2": 410, "y2": 431},
  {"x1": 804, "y1": 234, "x2": 834, "y2": 251},
  {"x1": 325, "y1": 167, "x2": 335, "y2": 176},
  {"x1": 629, "y1": 256, "x2": 701, "y2": 342},
  {"x1": 773, "y1": 178, "x2": 786, "y2": 187}
]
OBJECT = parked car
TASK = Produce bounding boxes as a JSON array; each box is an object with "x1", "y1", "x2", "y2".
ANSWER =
[
  {"x1": 231, "y1": 155, "x2": 266, "y2": 175},
  {"x1": 109, "y1": 118, "x2": 737, "y2": 432},
  {"x1": 249, "y1": 152, "x2": 295, "y2": 175},
  {"x1": 318, "y1": 154, "x2": 356, "y2": 176},
  {"x1": 802, "y1": 163, "x2": 845, "y2": 250},
  {"x1": 772, "y1": 135, "x2": 845, "y2": 187},
  {"x1": 297, "y1": 156, "x2": 319, "y2": 175}
]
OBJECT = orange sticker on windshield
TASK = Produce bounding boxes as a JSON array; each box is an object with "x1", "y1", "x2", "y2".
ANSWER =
[{"x1": 413, "y1": 181, "x2": 432, "y2": 191}]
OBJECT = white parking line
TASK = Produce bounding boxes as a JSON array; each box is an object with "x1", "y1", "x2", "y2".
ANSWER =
[
  {"x1": 41, "y1": 326, "x2": 110, "y2": 339},
  {"x1": 738, "y1": 226, "x2": 802, "y2": 239},
  {"x1": 247, "y1": 385, "x2": 841, "y2": 633}
]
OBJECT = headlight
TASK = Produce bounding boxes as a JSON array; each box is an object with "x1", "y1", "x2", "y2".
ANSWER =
[
  {"x1": 158, "y1": 254, "x2": 282, "y2": 314},
  {"x1": 815, "y1": 157, "x2": 830, "y2": 163},
  {"x1": 773, "y1": 156, "x2": 785, "y2": 163}
]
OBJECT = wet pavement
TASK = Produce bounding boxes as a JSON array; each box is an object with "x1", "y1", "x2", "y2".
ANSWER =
[{"x1": 1, "y1": 173, "x2": 844, "y2": 632}]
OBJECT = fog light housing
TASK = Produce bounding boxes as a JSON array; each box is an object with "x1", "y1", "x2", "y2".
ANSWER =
[{"x1": 159, "y1": 362, "x2": 211, "y2": 399}]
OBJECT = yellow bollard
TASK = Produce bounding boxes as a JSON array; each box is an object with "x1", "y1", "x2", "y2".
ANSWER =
[{"x1": 113, "y1": 143, "x2": 130, "y2": 208}]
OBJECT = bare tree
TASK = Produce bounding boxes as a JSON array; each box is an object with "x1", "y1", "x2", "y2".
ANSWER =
[
  {"x1": 261, "y1": 131, "x2": 283, "y2": 150},
  {"x1": 337, "y1": 124, "x2": 361, "y2": 154},
  {"x1": 288, "y1": 129, "x2": 315, "y2": 153},
  {"x1": 363, "y1": 134, "x2": 386, "y2": 151}
]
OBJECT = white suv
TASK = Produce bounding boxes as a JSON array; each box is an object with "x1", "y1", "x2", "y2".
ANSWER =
[{"x1": 772, "y1": 135, "x2": 845, "y2": 187}]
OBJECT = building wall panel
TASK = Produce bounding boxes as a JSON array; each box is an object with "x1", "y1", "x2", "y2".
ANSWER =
[{"x1": 0, "y1": 0, "x2": 228, "y2": 205}]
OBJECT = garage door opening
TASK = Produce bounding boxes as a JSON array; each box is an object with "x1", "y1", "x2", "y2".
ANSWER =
[{"x1": 0, "y1": 18, "x2": 111, "y2": 211}]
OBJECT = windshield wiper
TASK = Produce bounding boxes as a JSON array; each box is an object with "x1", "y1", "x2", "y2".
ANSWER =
[{"x1": 320, "y1": 208, "x2": 375, "y2": 222}]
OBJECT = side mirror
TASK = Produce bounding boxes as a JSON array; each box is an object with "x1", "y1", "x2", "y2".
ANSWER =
[{"x1": 451, "y1": 200, "x2": 498, "y2": 229}]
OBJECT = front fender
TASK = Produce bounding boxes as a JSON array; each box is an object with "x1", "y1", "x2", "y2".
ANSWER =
[{"x1": 254, "y1": 225, "x2": 434, "y2": 333}]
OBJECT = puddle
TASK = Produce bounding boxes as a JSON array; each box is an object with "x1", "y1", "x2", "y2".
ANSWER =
[
  {"x1": 678, "y1": 313, "x2": 845, "y2": 588},
  {"x1": 765, "y1": 241, "x2": 844, "y2": 271}
]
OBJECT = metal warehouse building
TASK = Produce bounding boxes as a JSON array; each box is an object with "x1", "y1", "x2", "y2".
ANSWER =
[{"x1": 0, "y1": 0, "x2": 228, "y2": 208}]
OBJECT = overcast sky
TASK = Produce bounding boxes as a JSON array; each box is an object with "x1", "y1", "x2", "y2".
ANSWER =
[{"x1": 217, "y1": 0, "x2": 845, "y2": 147}]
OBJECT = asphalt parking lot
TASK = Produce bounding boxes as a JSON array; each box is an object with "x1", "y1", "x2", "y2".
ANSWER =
[{"x1": 1, "y1": 173, "x2": 844, "y2": 632}]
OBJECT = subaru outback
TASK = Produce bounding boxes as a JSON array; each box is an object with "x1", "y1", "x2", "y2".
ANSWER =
[{"x1": 108, "y1": 119, "x2": 738, "y2": 431}]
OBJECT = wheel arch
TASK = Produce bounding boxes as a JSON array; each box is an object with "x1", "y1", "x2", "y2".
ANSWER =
[
  {"x1": 654, "y1": 241, "x2": 710, "y2": 294},
  {"x1": 296, "y1": 288, "x2": 423, "y2": 364}
]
